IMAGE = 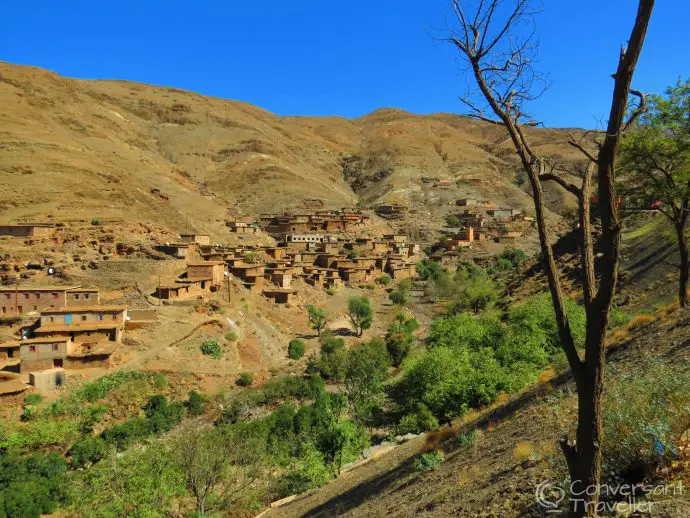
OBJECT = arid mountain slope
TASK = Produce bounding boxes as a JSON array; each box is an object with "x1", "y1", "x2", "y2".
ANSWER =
[{"x1": 0, "y1": 62, "x2": 581, "y2": 241}]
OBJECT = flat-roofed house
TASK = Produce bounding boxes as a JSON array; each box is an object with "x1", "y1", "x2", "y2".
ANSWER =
[
  {"x1": 34, "y1": 305, "x2": 128, "y2": 343},
  {"x1": 0, "y1": 223, "x2": 55, "y2": 238},
  {"x1": 19, "y1": 337, "x2": 70, "y2": 372},
  {"x1": 186, "y1": 261, "x2": 224, "y2": 288},
  {"x1": 66, "y1": 287, "x2": 100, "y2": 306},
  {"x1": 180, "y1": 233, "x2": 211, "y2": 246},
  {"x1": 0, "y1": 285, "x2": 81, "y2": 315}
]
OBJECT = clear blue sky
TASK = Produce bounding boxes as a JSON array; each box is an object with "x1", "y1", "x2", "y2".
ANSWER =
[{"x1": 2, "y1": 1, "x2": 688, "y2": 128}]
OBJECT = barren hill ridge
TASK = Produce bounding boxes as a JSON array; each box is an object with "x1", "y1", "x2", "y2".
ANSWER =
[{"x1": 0, "y1": 61, "x2": 582, "y2": 241}]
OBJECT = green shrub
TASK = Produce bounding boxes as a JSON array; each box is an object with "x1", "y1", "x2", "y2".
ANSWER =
[
  {"x1": 75, "y1": 371, "x2": 167, "y2": 403},
  {"x1": 237, "y1": 372, "x2": 254, "y2": 387},
  {"x1": 456, "y1": 429, "x2": 482, "y2": 451},
  {"x1": 445, "y1": 214, "x2": 461, "y2": 227},
  {"x1": 497, "y1": 247, "x2": 526, "y2": 268},
  {"x1": 414, "y1": 451, "x2": 442, "y2": 472},
  {"x1": 288, "y1": 339, "x2": 306, "y2": 360},
  {"x1": 416, "y1": 259, "x2": 445, "y2": 281},
  {"x1": 69, "y1": 436, "x2": 108, "y2": 468},
  {"x1": 78, "y1": 404, "x2": 109, "y2": 434},
  {"x1": 23, "y1": 393, "x2": 44, "y2": 406},
  {"x1": 389, "y1": 288, "x2": 410, "y2": 307},
  {"x1": 101, "y1": 417, "x2": 152, "y2": 450},
  {"x1": 396, "y1": 403, "x2": 439, "y2": 434},
  {"x1": 226, "y1": 331, "x2": 238, "y2": 341},
  {"x1": 199, "y1": 339, "x2": 223, "y2": 359},
  {"x1": 377, "y1": 274, "x2": 393, "y2": 285},
  {"x1": 185, "y1": 390, "x2": 207, "y2": 416},
  {"x1": 0, "y1": 452, "x2": 68, "y2": 517},
  {"x1": 91, "y1": 218, "x2": 102, "y2": 226}
]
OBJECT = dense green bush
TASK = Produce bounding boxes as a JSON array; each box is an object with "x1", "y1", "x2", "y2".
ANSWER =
[
  {"x1": 69, "y1": 436, "x2": 108, "y2": 468},
  {"x1": 306, "y1": 332, "x2": 349, "y2": 381},
  {"x1": 377, "y1": 274, "x2": 393, "y2": 285},
  {"x1": 389, "y1": 288, "x2": 410, "y2": 307},
  {"x1": 345, "y1": 339, "x2": 391, "y2": 425},
  {"x1": 396, "y1": 403, "x2": 439, "y2": 434},
  {"x1": 0, "y1": 452, "x2": 68, "y2": 518},
  {"x1": 416, "y1": 259, "x2": 445, "y2": 281},
  {"x1": 497, "y1": 248, "x2": 526, "y2": 268},
  {"x1": 75, "y1": 371, "x2": 167, "y2": 403},
  {"x1": 385, "y1": 313, "x2": 419, "y2": 367},
  {"x1": 185, "y1": 390, "x2": 207, "y2": 416},
  {"x1": 237, "y1": 372, "x2": 254, "y2": 387},
  {"x1": 414, "y1": 451, "x2": 442, "y2": 472},
  {"x1": 288, "y1": 339, "x2": 306, "y2": 360},
  {"x1": 199, "y1": 339, "x2": 223, "y2": 359}
]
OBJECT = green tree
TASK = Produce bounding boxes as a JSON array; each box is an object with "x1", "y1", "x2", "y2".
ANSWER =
[
  {"x1": 347, "y1": 296, "x2": 373, "y2": 337},
  {"x1": 388, "y1": 287, "x2": 410, "y2": 307},
  {"x1": 416, "y1": 259, "x2": 444, "y2": 281},
  {"x1": 288, "y1": 339, "x2": 306, "y2": 360},
  {"x1": 306, "y1": 305, "x2": 328, "y2": 336},
  {"x1": 345, "y1": 339, "x2": 391, "y2": 426},
  {"x1": 620, "y1": 78, "x2": 690, "y2": 307}
]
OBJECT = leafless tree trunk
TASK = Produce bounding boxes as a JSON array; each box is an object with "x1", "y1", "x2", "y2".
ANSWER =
[
  {"x1": 676, "y1": 217, "x2": 689, "y2": 307},
  {"x1": 444, "y1": 1, "x2": 654, "y2": 514}
]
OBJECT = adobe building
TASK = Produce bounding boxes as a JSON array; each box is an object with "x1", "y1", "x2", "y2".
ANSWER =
[
  {"x1": 33, "y1": 305, "x2": 127, "y2": 343},
  {"x1": 29, "y1": 368, "x2": 65, "y2": 391},
  {"x1": 262, "y1": 287, "x2": 295, "y2": 304},
  {"x1": 156, "y1": 243, "x2": 191, "y2": 259},
  {"x1": 186, "y1": 261, "x2": 225, "y2": 288},
  {"x1": 180, "y1": 233, "x2": 211, "y2": 246},
  {"x1": 0, "y1": 223, "x2": 55, "y2": 238},
  {"x1": 19, "y1": 337, "x2": 70, "y2": 372},
  {"x1": 0, "y1": 285, "x2": 99, "y2": 315},
  {"x1": 156, "y1": 281, "x2": 207, "y2": 300}
]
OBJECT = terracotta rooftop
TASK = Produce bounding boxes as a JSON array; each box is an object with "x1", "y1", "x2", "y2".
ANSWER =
[
  {"x1": 187, "y1": 261, "x2": 224, "y2": 266},
  {"x1": 2, "y1": 337, "x2": 70, "y2": 346}
]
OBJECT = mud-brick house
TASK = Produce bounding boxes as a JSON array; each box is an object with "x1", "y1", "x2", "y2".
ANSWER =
[
  {"x1": 227, "y1": 221, "x2": 259, "y2": 234},
  {"x1": 265, "y1": 247, "x2": 287, "y2": 261},
  {"x1": 340, "y1": 266, "x2": 373, "y2": 284},
  {"x1": 231, "y1": 264, "x2": 265, "y2": 293},
  {"x1": 0, "y1": 223, "x2": 55, "y2": 238},
  {"x1": 388, "y1": 262, "x2": 416, "y2": 281},
  {"x1": 266, "y1": 267, "x2": 292, "y2": 289},
  {"x1": 18, "y1": 337, "x2": 70, "y2": 372},
  {"x1": 262, "y1": 287, "x2": 295, "y2": 304},
  {"x1": 156, "y1": 281, "x2": 207, "y2": 300},
  {"x1": 66, "y1": 287, "x2": 100, "y2": 306},
  {"x1": 33, "y1": 305, "x2": 128, "y2": 343},
  {"x1": 186, "y1": 261, "x2": 225, "y2": 288},
  {"x1": 0, "y1": 343, "x2": 21, "y2": 373},
  {"x1": 383, "y1": 234, "x2": 408, "y2": 245},
  {"x1": 156, "y1": 243, "x2": 191, "y2": 259},
  {"x1": 180, "y1": 233, "x2": 211, "y2": 246},
  {"x1": 65, "y1": 340, "x2": 117, "y2": 368},
  {"x1": 0, "y1": 285, "x2": 90, "y2": 315}
]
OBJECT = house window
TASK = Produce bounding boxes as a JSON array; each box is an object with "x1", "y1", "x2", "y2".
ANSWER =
[
  {"x1": 52, "y1": 344, "x2": 59, "y2": 351},
  {"x1": 53, "y1": 292, "x2": 59, "y2": 299},
  {"x1": 81, "y1": 315, "x2": 87, "y2": 321},
  {"x1": 33, "y1": 306, "x2": 37, "y2": 311},
  {"x1": 112, "y1": 314, "x2": 117, "y2": 321},
  {"x1": 29, "y1": 345, "x2": 36, "y2": 352},
  {"x1": 97, "y1": 315, "x2": 104, "y2": 321},
  {"x1": 84, "y1": 294, "x2": 90, "y2": 300},
  {"x1": 24, "y1": 293, "x2": 29, "y2": 299},
  {"x1": 74, "y1": 294, "x2": 80, "y2": 300}
]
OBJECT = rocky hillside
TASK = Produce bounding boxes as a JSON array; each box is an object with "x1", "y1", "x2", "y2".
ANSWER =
[{"x1": 0, "y1": 62, "x2": 582, "y2": 242}]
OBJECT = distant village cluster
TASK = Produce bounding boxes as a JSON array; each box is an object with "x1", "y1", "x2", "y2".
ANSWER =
[
  {"x1": 156, "y1": 208, "x2": 420, "y2": 306},
  {"x1": 437, "y1": 198, "x2": 533, "y2": 252}
]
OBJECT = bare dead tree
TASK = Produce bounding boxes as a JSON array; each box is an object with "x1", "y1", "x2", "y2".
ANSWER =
[{"x1": 444, "y1": 1, "x2": 655, "y2": 515}]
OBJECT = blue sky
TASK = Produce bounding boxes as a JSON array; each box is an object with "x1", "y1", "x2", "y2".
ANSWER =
[{"x1": 2, "y1": 1, "x2": 688, "y2": 128}]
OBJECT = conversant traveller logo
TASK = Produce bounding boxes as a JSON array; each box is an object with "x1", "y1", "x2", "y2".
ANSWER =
[{"x1": 535, "y1": 480, "x2": 685, "y2": 514}]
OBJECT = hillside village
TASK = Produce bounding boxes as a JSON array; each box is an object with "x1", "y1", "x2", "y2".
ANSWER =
[{"x1": 1, "y1": 1, "x2": 689, "y2": 515}]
